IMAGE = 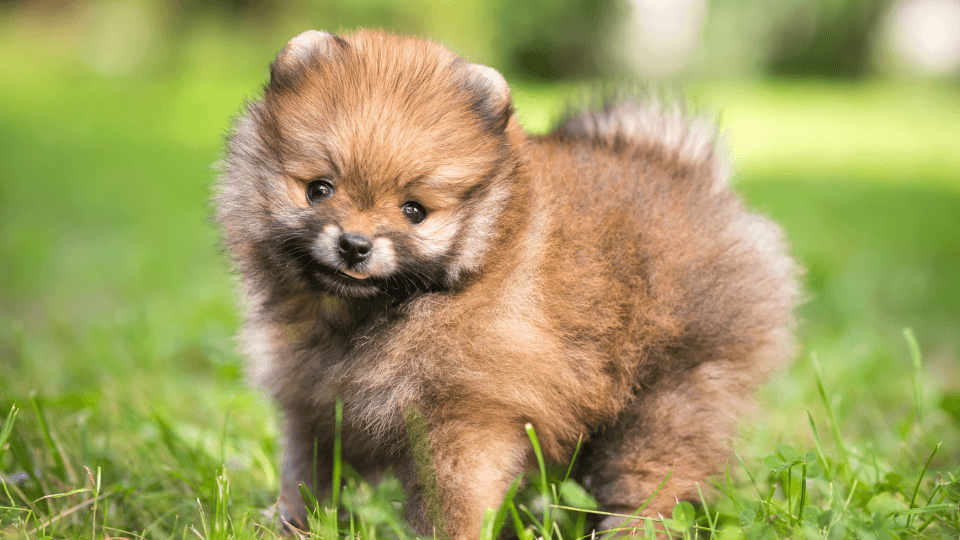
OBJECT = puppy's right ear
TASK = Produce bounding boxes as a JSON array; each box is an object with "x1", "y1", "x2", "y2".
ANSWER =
[
  {"x1": 458, "y1": 61, "x2": 514, "y2": 133},
  {"x1": 270, "y1": 30, "x2": 346, "y2": 88}
]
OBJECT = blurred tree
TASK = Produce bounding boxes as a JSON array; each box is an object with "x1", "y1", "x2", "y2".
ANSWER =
[
  {"x1": 498, "y1": 0, "x2": 620, "y2": 80},
  {"x1": 765, "y1": 0, "x2": 892, "y2": 78},
  {"x1": 1, "y1": 0, "x2": 910, "y2": 81}
]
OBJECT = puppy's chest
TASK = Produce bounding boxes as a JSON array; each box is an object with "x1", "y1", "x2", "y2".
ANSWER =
[{"x1": 292, "y1": 319, "x2": 423, "y2": 438}]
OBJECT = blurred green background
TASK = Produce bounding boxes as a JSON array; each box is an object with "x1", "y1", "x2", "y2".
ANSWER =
[{"x1": 1, "y1": 0, "x2": 959, "y2": 536}]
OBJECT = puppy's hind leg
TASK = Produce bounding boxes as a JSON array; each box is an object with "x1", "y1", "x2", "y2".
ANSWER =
[{"x1": 582, "y1": 360, "x2": 757, "y2": 534}]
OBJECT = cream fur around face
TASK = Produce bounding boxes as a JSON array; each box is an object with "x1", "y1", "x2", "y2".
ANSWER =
[{"x1": 311, "y1": 224, "x2": 399, "y2": 279}]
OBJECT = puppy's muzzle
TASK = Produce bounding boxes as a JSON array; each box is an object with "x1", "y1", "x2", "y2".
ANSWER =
[{"x1": 338, "y1": 232, "x2": 373, "y2": 266}]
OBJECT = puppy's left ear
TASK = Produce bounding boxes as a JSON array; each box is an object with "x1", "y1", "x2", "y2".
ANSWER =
[
  {"x1": 270, "y1": 30, "x2": 346, "y2": 90},
  {"x1": 459, "y1": 62, "x2": 514, "y2": 133}
]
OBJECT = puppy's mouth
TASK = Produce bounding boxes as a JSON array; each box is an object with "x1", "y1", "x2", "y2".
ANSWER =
[
  {"x1": 339, "y1": 268, "x2": 372, "y2": 280},
  {"x1": 278, "y1": 241, "x2": 384, "y2": 297},
  {"x1": 272, "y1": 231, "x2": 445, "y2": 299},
  {"x1": 309, "y1": 259, "x2": 384, "y2": 296}
]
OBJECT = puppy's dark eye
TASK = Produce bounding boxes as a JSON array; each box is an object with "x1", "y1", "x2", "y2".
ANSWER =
[
  {"x1": 306, "y1": 179, "x2": 334, "y2": 204},
  {"x1": 401, "y1": 201, "x2": 426, "y2": 224}
]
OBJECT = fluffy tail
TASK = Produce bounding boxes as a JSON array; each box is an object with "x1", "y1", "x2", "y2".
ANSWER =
[{"x1": 551, "y1": 95, "x2": 731, "y2": 191}]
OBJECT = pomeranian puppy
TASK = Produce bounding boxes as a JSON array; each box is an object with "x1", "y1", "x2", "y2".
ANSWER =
[{"x1": 215, "y1": 29, "x2": 800, "y2": 538}]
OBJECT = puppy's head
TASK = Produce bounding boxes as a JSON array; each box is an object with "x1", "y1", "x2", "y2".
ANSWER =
[{"x1": 219, "y1": 30, "x2": 522, "y2": 300}]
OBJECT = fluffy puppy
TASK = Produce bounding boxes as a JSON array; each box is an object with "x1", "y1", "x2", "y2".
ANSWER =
[{"x1": 215, "y1": 29, "x2": 801, "y2": 538}]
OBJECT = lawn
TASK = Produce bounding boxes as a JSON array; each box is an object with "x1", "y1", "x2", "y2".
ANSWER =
[{"x1": 1, "y1": 25, "x2": 959, "y2": 539}]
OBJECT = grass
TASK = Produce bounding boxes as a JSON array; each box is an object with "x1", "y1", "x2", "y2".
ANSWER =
[{"x1": 1, "y1": 20, "x2": 959, "y2": 539}]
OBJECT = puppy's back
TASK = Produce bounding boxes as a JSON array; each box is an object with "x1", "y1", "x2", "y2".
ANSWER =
[{"x1": 530, "y1": 97, "x2": 800, "y2": 386}]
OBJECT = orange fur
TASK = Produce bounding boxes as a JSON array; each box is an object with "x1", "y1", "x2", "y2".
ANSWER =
[{"x1": 215, "y1": 30, "x2": 801, "y2": 539}]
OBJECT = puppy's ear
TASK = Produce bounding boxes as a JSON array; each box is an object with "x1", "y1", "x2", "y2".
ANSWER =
[
  {"x1": 458, "y1": 61, "x2": 514, "y2": 133},
  {"x1": 270, "y1": 30, "x2": 347, "y2": 89}
]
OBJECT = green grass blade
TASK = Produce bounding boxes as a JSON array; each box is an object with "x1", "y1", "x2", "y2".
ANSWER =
[
  {"x1": 195, "y1": 497, "x2": 209, "y2": 540},
  {"x1": 299, "y1": 483, "x2": 320, "y2": 518},
  {"x1": 903, "y1": 328, "x2": 924, "y2": 426},
  {"x1": 563, "y1": 435, "x2": 584, "y2": 483},
  {"x1": 917, "y1": 514, "x2": 939, "y2": 533},
  {"x1": 312, "y1": 436, "x2": 319, "y2": 510},
  {"x1": 600, "y1": 470, "x2": 673, "y2": 539},
  {"x1": 806, "y1": 410, "x2": 833, "y2": 482},
  {"x1": 696, "y1": 483, "x2": 718, "y2": 533},
  {"x1": 734, "y1": 452, "x2": 767, "y2": 512},
  {"x1": 713, "y1": 464, "x2": 745, "y2": 513},
  {"x1": 524, "y1": 422, "x2": 552, "y2": 538},
  {"x1": 0, "y1": 405, "x2": 19, "y2": 465},
  {"x1": 8, "y1": 429, "x2": 42, "y2": 500},
  {"x1": 524, "y1": 423, "x2": 548, "y2": 498},
  {"x1": 480, "y1": 507, "x2": 498, "y2": 540},
  {"x1": 508, "y1": 501, "x2": 530, "y2": 540},
  {"x1": 785, "y1": 463, "x2": 793, "y2": 524},
  {"x1": 29, "y1": 394, "x2": 66, "y2": 481},
  {"x1": 906, "y1": 441, "x2": 941, "y2": 527},
  {"x1": 333, "y1": 397, "x2": 343, "y2": 509},
  {"x1": 483, "y1": 475, "x2": 523, "y2": 540},
  {"x1": 91, "y1": 466, "x2": 101, "y2": 540},
  {"x1": 811, "y1": 353, "x2": 848, "y2": 465},
  {"x1": 153, "y1": 413, "x2": 202, "y2": 469},
  {"x1": 219, "y1": 404, "x2": 231, "y2": 468},
  {"x1": 896, "y1": 504, "x2": 958, "y2": 517},
  {"x1": 518, "y1": 504, "x2": 544, "y2": 529},
  {"x1": 797, "y1": 462, "x2": 808, "y2": 523}
]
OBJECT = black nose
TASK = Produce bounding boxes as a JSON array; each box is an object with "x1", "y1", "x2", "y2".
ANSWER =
[{"x1": 338, "y1": 232, "x2": 373, "y2": 265}]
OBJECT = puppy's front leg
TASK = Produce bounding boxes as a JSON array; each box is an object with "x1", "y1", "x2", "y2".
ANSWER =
[
  {"x1": 278, "y1": 406, "x2": 332, "y2": 530},
  {"x1": 402, "y1": 418, "x2": 530, "y2": 540}
]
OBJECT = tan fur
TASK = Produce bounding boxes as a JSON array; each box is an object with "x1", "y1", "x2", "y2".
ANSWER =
[{"x1": 215, "y1": 29, "x2": 801, "y2": 539}]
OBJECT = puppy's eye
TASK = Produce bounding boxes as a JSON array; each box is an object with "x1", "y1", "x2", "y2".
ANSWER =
[
  {"x1": 401, "y1": 201, "x2": 426, "y2": 224},
  {"x1": 306, "y1": 179, "x2": 334, "y2": 204}
]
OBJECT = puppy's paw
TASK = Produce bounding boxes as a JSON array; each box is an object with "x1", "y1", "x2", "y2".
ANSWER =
[{"x1": 260, "y1": 500, "x2": 308, "y2": 536}]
